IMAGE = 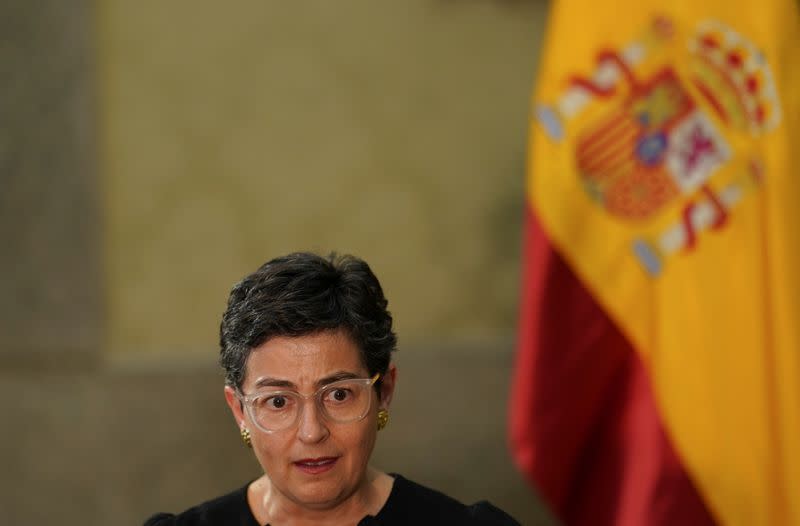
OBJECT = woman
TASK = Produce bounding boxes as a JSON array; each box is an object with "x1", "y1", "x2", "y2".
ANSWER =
[{"x1": 145, "y1": 252, "x2": 519, "y2": 525}]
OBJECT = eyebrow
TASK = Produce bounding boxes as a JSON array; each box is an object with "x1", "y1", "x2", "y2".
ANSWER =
[
  {"x1": 317, "y1": 371, "x2": 361, "y2": 386},
  {"x1": 253, "y1": 378, "x2": 296, "y2": 389},
  {"x1": 252, "y1": 371, "x2": 362, "y2": 391}
]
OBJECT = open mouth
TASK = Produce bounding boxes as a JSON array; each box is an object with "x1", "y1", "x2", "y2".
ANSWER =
[{"x1": 293, "y1": 457, "x2": 338, "y2": 474}]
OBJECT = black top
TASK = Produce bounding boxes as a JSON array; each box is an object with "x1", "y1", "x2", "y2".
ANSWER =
[{"x1": 144, "y1": 474, "x2": 519, "y2": 525}]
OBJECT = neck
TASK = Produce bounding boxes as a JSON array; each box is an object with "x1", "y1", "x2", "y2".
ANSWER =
[{"x1": 250, "y1": 467, "x2": 392, "y2": 526}]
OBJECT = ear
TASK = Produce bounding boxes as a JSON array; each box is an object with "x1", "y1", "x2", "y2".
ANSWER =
[
  {"x1": 224, "y1": 385, "x2": 247, "y2": 429},
  {"x1": 378, "y1": 363, "x2": 397, "y2": 410}
]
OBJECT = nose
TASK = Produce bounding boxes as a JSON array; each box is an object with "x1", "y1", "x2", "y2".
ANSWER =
[{"x1": 296, "y1": 399, "x2": 329, "y2": 443}]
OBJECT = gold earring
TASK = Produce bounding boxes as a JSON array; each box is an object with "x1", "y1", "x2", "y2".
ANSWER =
[
  {"x1": 377, "y1": 409, "x2": 389, "y2": 431},
  {"x1": 240, "y1": 428, "x2": 252, "y2": 448}
]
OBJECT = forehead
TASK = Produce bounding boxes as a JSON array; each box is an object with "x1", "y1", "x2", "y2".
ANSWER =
[{"x1": 243, "y1": 329, "x2": 366, "y2": 387}]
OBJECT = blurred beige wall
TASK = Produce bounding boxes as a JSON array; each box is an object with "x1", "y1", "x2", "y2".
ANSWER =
[
  {"x1": 1, "y1": 1, "x2": 557, "y2": 524},
  {"x1": 97, "y1": 0, "x2": 544, "y2": 359}
]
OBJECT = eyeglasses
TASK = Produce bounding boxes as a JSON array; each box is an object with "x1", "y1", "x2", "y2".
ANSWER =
[{"x1": 237, "y1": 373, "x2": 381, "y2": 433}]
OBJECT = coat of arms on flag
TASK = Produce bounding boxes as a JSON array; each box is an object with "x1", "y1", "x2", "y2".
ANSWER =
[{"x1": 536, "y1": 16, "x2": 782, "y2": 277}]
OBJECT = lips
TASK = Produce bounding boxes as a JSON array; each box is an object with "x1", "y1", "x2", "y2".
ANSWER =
[{"x1": 293, "y1": 457, "x2": 338, "y2": 475}]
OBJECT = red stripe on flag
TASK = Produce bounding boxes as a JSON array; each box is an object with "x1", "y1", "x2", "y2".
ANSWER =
[{"x1": 508, "y1": 206, "x2": 719, "y2": 526}]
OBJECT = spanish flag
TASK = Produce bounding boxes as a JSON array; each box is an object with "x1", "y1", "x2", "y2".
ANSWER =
[{"x1": 509, "y1": 1, "x2": 800, "y2": 525}]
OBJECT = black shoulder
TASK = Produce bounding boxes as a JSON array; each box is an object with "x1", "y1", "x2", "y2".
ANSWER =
[
  {"x1": 141, "y1": 484, "x2": 254, "y2": 526},
  {"x1": 466, "y1": 500, "x2": 522, "y2": 525},
  {"x1": 383, "y1": 475, "x2": 520, "y2": 525},
  {"x1": 143, "y1": 513, "x2": 177, "y2": 526}
]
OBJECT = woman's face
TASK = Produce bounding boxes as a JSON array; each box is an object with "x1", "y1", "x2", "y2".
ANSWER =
[{"x1": 224, "y1": 329, "x2": 395, "y2": 510}]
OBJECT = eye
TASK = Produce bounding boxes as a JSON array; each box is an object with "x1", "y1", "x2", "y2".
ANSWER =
[
  {"x1": 268, "y1": 395, "x2": 288, "y2": 409},
  {"x1": 326, "y1": 388, "x2": 351, "y2": 403},
  {"x1": 254, "y1": 394, "x2": 292, "y2": 411}
]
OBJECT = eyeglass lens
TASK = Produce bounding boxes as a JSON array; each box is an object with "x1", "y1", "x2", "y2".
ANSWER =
[{"x1": 248, "y1": 379, "x2": 373, "y2": 431}]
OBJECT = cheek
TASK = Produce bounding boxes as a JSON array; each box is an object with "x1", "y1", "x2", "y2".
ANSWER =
[
  {"x1": 251, "y1": 434, "x2": 287, "y2": 472},
  {"x1": 343, "y1": 420, "x2": 377, "y2": 465}
]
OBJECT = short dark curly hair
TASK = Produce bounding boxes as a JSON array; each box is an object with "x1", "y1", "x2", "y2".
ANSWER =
[{"x1": 219, "y1": 252, "x2": 397, "y2": 391}]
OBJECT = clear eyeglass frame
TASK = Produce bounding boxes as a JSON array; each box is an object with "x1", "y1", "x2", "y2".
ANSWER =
[{"x1": 237, "y1": 372, "x2": 381, "y2": 433}]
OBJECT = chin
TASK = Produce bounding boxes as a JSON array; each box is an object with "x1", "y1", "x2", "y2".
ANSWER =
[{"x1": 289, "y1": 480, "x2": 349, "y2": 509}]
